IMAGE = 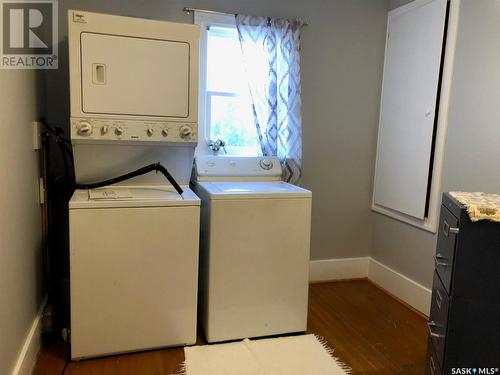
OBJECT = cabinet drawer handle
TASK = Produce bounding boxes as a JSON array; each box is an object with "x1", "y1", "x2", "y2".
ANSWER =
[
  {"x1": 443, "y1": 220, "x2": 459, "y2": 237},
  {"x1": 427, "y1": 321, "x2": 445, "y2": 339},
  {"x1": 435, "y1": 288, "x2": 443, "y2": 309},
  {"x1": 434, "y1": 255, "x2": 451, "y2": 268}
]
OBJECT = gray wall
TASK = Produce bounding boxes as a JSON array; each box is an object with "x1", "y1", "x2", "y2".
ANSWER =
[
  {"x1": 372, "y1": 0, "x2": 500, "y2": 288},
  {"x1": 0, "y1": 70, "x2": 45, "y2": 374},
  {"x1": 47, "y1": 0, "x2": 389, "y2": 260},
  {"x1": 441, "y1": 0, "x2": 500, "y2": 194},
  {"x1": 389, "y1": 0, "x2": 413, "y2": 9}
]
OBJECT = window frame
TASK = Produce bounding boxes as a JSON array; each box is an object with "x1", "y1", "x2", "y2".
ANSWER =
[
  {"x1": 195, "y1": 12, "x2": 235, "y2": 155},
  {"x1": 194, "y1": 12, "x2": 259, "y2": 156}
]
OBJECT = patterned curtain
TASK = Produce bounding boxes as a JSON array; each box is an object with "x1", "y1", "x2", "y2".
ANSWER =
[{"x1": 236, "y1": 15, "x2": 303, "y2": 184}]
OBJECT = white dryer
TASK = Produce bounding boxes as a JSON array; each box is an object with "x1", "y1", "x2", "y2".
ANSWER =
[{"x1": 192, "y1": 156, "x2": 312, "y2": 343}]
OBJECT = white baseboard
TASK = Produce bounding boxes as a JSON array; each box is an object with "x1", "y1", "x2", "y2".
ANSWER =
[
  {"x1": 309, "y1": 257, "x2": 370, "y2": 282},
  {"x1": 309, "y1": 257, "x2": 431, "y2": 316},
  {"x1": 11, "y1": 297, "x2": 47, "y2": 375},
  {"x1": 368, "y1": 258, "x2": 431, "y2": 316}
]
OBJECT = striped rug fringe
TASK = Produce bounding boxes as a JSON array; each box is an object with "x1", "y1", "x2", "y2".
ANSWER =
[
  {"x1": 176, "y1": 362, "x2": 187, "y2": 375},
  {"x1": 314, "y1": 335, "x2": 353, "y2": 374}
]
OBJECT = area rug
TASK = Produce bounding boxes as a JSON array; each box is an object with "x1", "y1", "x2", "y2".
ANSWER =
[{"x1": 178, "y1": 334, "x2": 351, "y2": 375}]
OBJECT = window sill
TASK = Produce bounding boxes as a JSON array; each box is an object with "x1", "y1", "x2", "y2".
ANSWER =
[{"x1": 372, "y1": 203, "x2": 438, "y2": 233}]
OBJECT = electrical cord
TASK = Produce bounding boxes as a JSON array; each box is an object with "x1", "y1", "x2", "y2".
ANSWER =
[
  {"x1": 41, "y1": 119, "x2": 75, "y2": 185},
  {"x1": 40, "y1": 119, "x2": 71, "y2": 145},
  {"x1": 58, "y1": 141, "x2": 76, "y2": 183},
  {"x1": 60, "y1": 329, "x2": 70, "y2": 375}
]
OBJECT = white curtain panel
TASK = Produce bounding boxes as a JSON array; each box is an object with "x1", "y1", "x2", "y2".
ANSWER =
[{"x1": 236, "y1": 15, "x2": 303, "y2": 184}]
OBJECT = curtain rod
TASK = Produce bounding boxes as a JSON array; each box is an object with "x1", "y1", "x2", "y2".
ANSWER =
[{"x1": 182, "y1": 7, "x2": 309, "y2": 26}]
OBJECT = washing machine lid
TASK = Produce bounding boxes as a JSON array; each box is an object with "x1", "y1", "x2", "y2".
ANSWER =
[
  {"x1": 197, "y1": 181, "x2": 311, "y2": 200},
  {"x1": 69, "y1": 186, "x2": 200, "y2": 208}
]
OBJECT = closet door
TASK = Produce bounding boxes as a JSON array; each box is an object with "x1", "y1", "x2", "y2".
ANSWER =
[{"x1": 373, "y1": 0, "x2": 447, "y2": 220}]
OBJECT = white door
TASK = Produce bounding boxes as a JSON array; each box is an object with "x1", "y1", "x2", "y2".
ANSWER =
[
  {"x1": 80, "y1": 33, "x2": 190, "y2": 117},
  {"x1": 373, "y1": 0, "x2": 447, "y2": 219}
]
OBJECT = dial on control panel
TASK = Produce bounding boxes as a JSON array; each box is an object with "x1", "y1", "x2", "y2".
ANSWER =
[
  {"x1": 179, "y1": 125, "x2": 193, "y2": 139},
  {"x1": 115, "y1": 126, "x2": 124, "y2": 136},
  {"x1": 259, "y1": 159, "x2": 274, "y2": 170},
  {"x1": 77, "y1": 121, "x2": 92, "y2": 136}
]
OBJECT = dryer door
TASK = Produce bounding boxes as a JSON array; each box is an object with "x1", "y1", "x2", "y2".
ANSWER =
[{"x1": 80, "y1": 32, "x2": 190, "y2": 118}]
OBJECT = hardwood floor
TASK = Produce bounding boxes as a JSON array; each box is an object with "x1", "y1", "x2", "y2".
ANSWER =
[
  {"x1": 308, "y1": 281, "x2": 427, "y2": 374},
  {"x1": 33, "y1": 280, "x2": 428, "y2": 375}
]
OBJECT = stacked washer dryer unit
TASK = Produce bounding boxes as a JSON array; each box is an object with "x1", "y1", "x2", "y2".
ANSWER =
[
  {"x1": 68, "y1": 11, "x2": 200, "y2": 360},
  {"x1": 192, "y1": 156, "x2": 312, "y2": 343}
]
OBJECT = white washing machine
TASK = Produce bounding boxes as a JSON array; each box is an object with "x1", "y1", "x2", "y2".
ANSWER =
[
  {"x1": 69, "y1": 186, "x2": 200, "y2": 359},
  {"x1": 192, "y1": 156, "x2": 312, "y2": 343},
  {"x1": 67, "y1": 11, "x2": 201, "y2": 359}
]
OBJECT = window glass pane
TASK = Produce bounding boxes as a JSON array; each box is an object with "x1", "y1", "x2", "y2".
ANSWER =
[
  {"x1": 205, "y1": 25, "x2": 260, "y2": 156},
  {"x1": 206, "y1": 26, "x2": 247, "y2": 94},
  {"x1": 209, "y1": 94, "x2": 261, "y2": 156}
]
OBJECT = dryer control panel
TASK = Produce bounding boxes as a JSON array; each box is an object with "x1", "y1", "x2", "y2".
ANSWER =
[{"x1": 71, "y1": 117, "x2": 197, "y2": 144}]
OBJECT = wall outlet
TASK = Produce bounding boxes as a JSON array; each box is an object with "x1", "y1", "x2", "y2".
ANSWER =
[{"x1": 33, "y1": 121, "x2": 42, "y2": 150}]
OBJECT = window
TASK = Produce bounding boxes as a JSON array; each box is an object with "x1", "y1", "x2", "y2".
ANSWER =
[{"x1": 196, "y1": 13, "x2": 260, "y2": 156}]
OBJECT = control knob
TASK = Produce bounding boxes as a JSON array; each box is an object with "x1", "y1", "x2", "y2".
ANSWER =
[
  {"x1": 77, "y1": 121, "x2": 92, "y2": 136},
  {"x1": 162, "y1": 128, "x2": 169, "y2": 137},
  {"x1": 146, "y1": 127, "x2": 154, "y2": 137},
  {"x1": 179, "y1": 125, "x2": 193, "y2": 139},
  {"x1": 115, "y1": 126, "x2": 124, "y2": 136},
  {"x1": 101, "y1": 125, "x2": 109, "y2": 135},
  {"x1": 259, "y1": 158, "x2": 274, "y2": 170}
]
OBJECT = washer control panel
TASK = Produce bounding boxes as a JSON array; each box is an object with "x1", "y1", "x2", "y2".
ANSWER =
[
  {"x1": 71, "y1": 117, "x2": 197, "y2": 143},
  {"x1": 195, "y1": 156, "x2": 282, "y2": 178}
]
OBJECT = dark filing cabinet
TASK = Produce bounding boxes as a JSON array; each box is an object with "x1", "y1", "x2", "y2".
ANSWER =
[{"x1": 427, "y1": 193, "x2": 500, "y2": 375}]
